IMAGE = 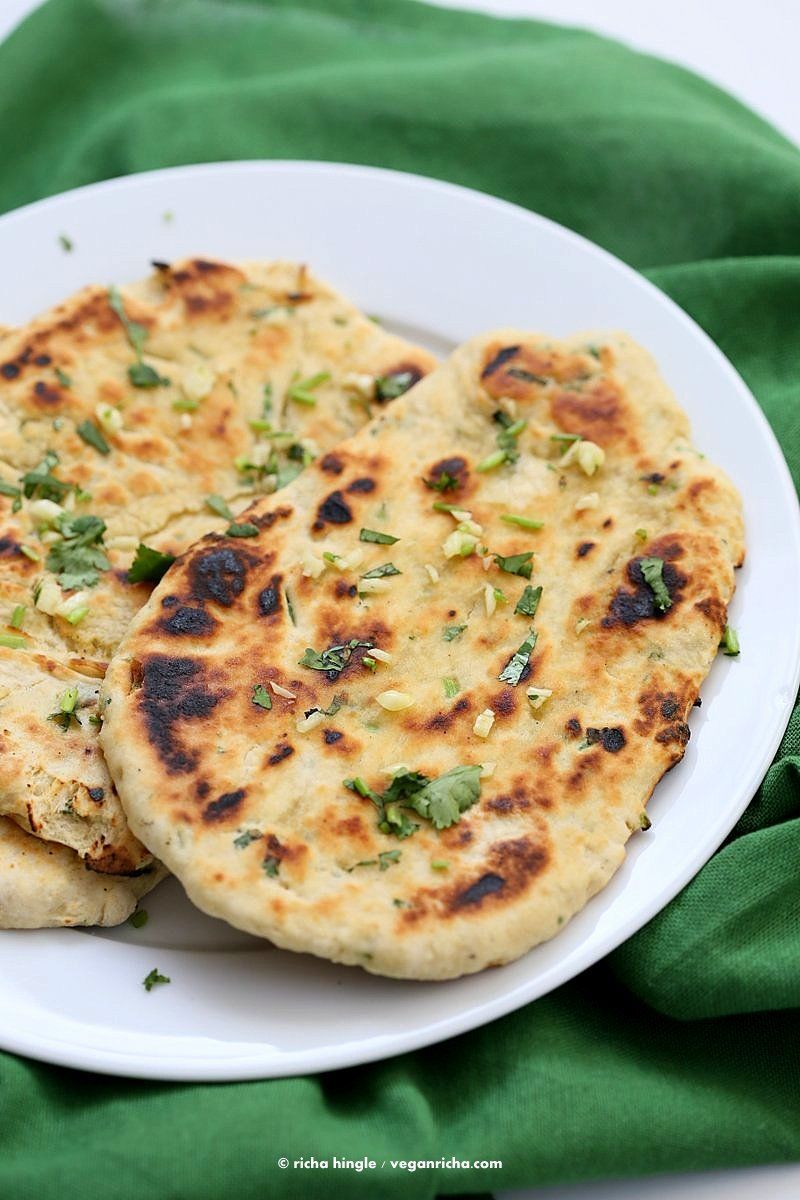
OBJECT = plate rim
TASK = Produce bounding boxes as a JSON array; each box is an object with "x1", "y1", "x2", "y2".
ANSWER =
[{"x1": 1, "y1": 158, "x2": 798, "y2": 1081}]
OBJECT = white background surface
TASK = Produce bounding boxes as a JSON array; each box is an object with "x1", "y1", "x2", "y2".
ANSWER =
[{"x1": 0, "y1": 1, "x2": 797, "y2": 1197}]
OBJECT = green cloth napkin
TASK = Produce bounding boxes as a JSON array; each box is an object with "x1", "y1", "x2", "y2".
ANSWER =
[{"x1": 1, "y1": 1, "x2": 798, "y2": 1196}]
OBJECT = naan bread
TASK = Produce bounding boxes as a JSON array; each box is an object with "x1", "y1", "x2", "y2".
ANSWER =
[
  {"x1": 0, "y1": 259, "x2": 434, "y2": 881},
  {"x1": 0, "y1": 816, "x2": 159, "y2": 928},
  {"x1": 101, "y1": 330, "x2": 744, "y2": 978}
]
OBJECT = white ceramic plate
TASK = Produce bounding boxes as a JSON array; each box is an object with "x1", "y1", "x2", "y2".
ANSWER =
[{"x1": 1, "y1": 162, "x2": 797, "y2": 1081}]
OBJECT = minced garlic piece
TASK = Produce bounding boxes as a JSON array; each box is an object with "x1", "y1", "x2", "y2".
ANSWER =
[
  {"x1": 358, "y1": 577, "x2": 391, "y2": 595},
  {"x1": 300, "y1": 550, "x2": 325, "y2": 579},
  {"x1": 381, "y1": 762, "x2": 409, "y2": 776},
  {"x1": 342, "y1": 372, "x2": 375, "y2": 398},
  {"x1": 526, "y1": 686, "x2": 553, "y2": 711},
  {"x1": 483, "y1": 582, "x2": 497, "y2": 618},
  {"x1": 28, "y1": 499, "x2": 63, "y2": 525},
  {"x1": 424, "y1": 563, "x2": 439, "y2": 583},
  {"x1": 95, "y1": 403, "x2": 123, "y2": 434},
  {"x1": 443, "y1": 529, "x2": 479, "y2": 559},
  {"x1": 480, "y1": 761, "x2": 497, "y2": 778},
  {"x1": 369, "y1": 648, "x2": 392, "y2": 663},
  {"x1": 181, "y1": 364, "x2": 216, "y2": 404},
  {"x1": 574, "y1": 491, "x2": 599, "y2": 512},
  {"x1": 473, "y1": 709, "x2": 495, "y2": 738},
  {"x1": 295, "y1": 710, "x2": 326, "y2": 733},
  {"x1": 34, "y1": 576, "x2": 62, "y2": 615},
  {"x1": 270, "y1": 681, "x2": 297, "y2": 700},
  {"x1": 376, "y1": 690, "x2": 414, "y2": 711},
  {"x1": 575, "y1": 618, "x2": 591, "y2": 635},
  {"x1": 560, "y1": 438, "x2": 605, "y2": 475}
]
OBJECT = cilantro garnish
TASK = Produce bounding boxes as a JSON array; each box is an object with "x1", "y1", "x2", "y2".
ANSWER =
[
  {"x1": 499, "y1": 629, "x2": 538, "y2": 685},
  {"x1": 359, "y1": 528, "x2": 399, "y2": 545},
  {"x1": 424, "y1": 471, "x2": 459, "y2": 492},
  {"x1": 347, "y1": 849, "x2": 402, "y2": 872},
  {"x1": 76, "y1": 420, "x2": 110, "y2": 456},
  {"x1": 345, "y1": 765, "x2": 481, "y2": 837},
  {"x1": 143, "y1": 968, "x2": 170, "y2": 992},
  {"x1": 375, "y1": 371, "x2": 416, "y2": 401},
  {"x1": 226, "y1": 522, "x2": 259, "y2": 538},
  {"x1": 252, "y1": 684, "x2": 272, "y2": 710},
  {"x1": 477, "y1": 412, "x2": 528, "y2": 472},
  {"x1": 234, "y1": 830, "x2": 262, "y2": 849},
  {"x1": 108, "y1": 286, "x2": 170, "y2": 389},
  {"x1": 127, "y1": 543, "x2": 176, "y2": 585},
  {"x1": 46, "y1": 515, "x2": 109, "y2": 590},
  {"x1": 205, "y1": 494, "x2": 234, "y2": 521},
  {"x1": 20, "y1": 450, "x2": 72, "y2": 503},
  {"x1": 514, "y1": 585, "x2": 542, "y2": 618},
  {"x1": 0, "y1": 481, "x2": 20, "y2": 499},
  {"x1": 58, "y1": 234, "x2": 73, "y2": 253},
  {"x1": 639, "y1": 556, "x2": 672, "y2": 612},
  {"x1": 442, "y1": 676, "x2": 460, "y2": 698},
  {"x1": 129, "y1": 362, "x2": 170, "y2": 389},
  {"x1": 55, "y1": 368, "x2": 72, "y2": 389},
  {"x1": 361, "y1": 562, "x2": 401, "y2": 579},
  {"x1": 263, "y1": 856, "x2": 281, "y2": 877},
  {"x1": 507, "y1": 367, "x2": 547, "y2": 384},
  {"x1": 299, "y1": 639, "x2": 374, "y2": 677},
  {"x1": 49, "y1": 685, "x2": 81, "y2": 731},
  {"x1": 442, "y1": 624, "x2": 466, "y2": 642},
  {"x1": 129, "y1": 909, "x2": 148, "y2": 929},
  {"x1": 494, "y1": 551, "x2": 533, "y2": 579}
]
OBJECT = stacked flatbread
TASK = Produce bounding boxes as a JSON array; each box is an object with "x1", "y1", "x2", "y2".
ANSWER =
[
  {"x1": 100, "y1": 328, "x2": 744, "y2": 978},
  {"x1": 0, "y1": 259, "x2": 435, "y2": 926}
]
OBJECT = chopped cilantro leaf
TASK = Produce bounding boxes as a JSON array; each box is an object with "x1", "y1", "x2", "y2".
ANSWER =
[
  {"x1": 0, "y1": 481, "x2": 20, "y2": 499},
  {"x1": 46, "y1": 514, "x2": 109, "y2": 590},
  {"x1": 442, "y1": 624, "x2": 466, "y2": 642},
  {"x1": 640, "y1": 556, "x2": 672, "y2": 612},
  {"x1": 76, "y1": 420, "x2": 110, "y2": 456},
  {"x1": 58, "y1": 234, "x2": 74, "y2": 253},
  {"x1": 127, "y1": 543, "x2": 175, "y2": 584},
  {"x1": 234, "y1": 830, "x2": 262, "y2": 849},
  {"x1": 347, "y1": 849, "x2": 402, "y2": 872},
  {"x1": 507, "y1": 367, "x2": 547, "y2": 384},
  {"x1": 361, "y1": 562, "x2": 401, "y2": 579},
  {"x1": 108, "y1": 286, "x2": 148, "y2": 358},
  {"x1": 299, "y1": 639, "x2": 373, "y2": 677},
  {"x1": 226, "y1": 521, "x2": 259, "y2": 538},
  {"x1": 55, "y1": 368, "x2": 72, "y2": 389},
  {"x1": 263, "y1": 856, "x2": 281, "y2": 877},
  {"x1": 442, "y1": 676, "x2": 460, "y2": 698},
  {"x1": 129, "y1": 361, "x2": 170, "y2": 389},
  {"x1": 205, "y1": 494, "x2": 234, "y2": 521},
  {"x1": 494, "y1": 551, "x2": 533, "y2": 579},
  {"x1": 143, "y1": 968, "x2": 170, "y2": 992},
  {"x1": 514, "y1": 585, "x2": 542, "y2": 618},
  {"x1": 252, "y1": 684, "x2": 272, "y2": 710},
  {"x1": 129, "y1": 909, "x2": 148, "y2": 929},
  {"x1": 424, "y1": 471, "x2": 459, "y2": 492},
  {"x1": 345, "y1": 765, "x2": 481, "y2": 836},
  {"x1": 375, "y1": 371, "x2": 416, "y2": 401},
  {"x1": 359, "y1": 528, "x2": 399, "y2": 545},
  {"x1": 499, "y1": 629, "x2": 538, "y2": 685}
]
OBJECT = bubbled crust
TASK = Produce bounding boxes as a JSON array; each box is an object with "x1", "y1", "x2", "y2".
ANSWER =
[
  {"x1": 101, "y1": 329, "x2": 743, "y2": 977},
  {"x1": 0, "y1": 260, "x2": 435, "y2": 882}
]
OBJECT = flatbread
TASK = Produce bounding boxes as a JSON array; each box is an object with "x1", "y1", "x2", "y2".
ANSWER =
[
  {"x1": 0, "y1": 259, "x2": 435, "y2": 879},
  {"x1": 101, "y1": 329, "x2": 744, "y2": 978},
  {"x1": 0, "y1": 816, "x2": 160, "y2": 928}
]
